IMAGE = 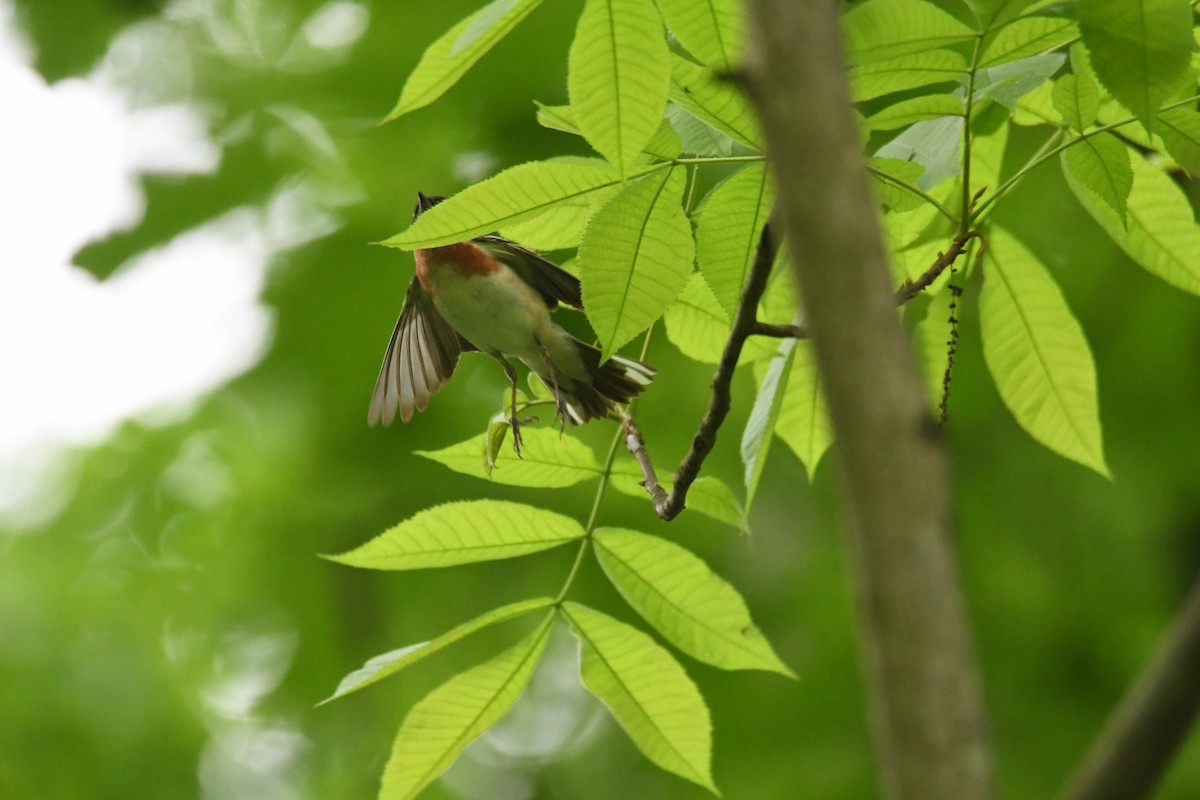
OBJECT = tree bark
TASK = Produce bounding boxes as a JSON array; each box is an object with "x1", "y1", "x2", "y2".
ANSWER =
[{"x1": 742, "y1": 2, "x2": 995, "y2": 798}]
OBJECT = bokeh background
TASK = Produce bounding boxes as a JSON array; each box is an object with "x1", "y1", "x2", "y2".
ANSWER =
[{"x1": 2, "y1": 1, "x2": 1199, "y2": 798}]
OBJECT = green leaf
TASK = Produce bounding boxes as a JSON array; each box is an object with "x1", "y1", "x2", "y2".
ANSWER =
[
  {"x1": 1052, "y1": 73, "x2": 1100, "y2": 131},
  {"x1": 384, "y1": 0, "x2": 546, "y2": 121},
  {"x1": 535, "y1": 103, "x2": 683, "y2": 162},
  {"x1": 1157, "y1": 106, "x2": 1200, "y2": 177},
  {"x1": 418, "y1": 429, "x2": 602, "y2": 487},
  {"x1": 980, "y1": 228, "x2": 1109, "y2": 477},
  {"x1": 849, "y1": 49, "x2": 967, "y2": 103},
  {"x1": 663, "y1": 272, "x2": 775, "y2": 364},
  {"x1": 741, "y1": 338, "x2": 796, "y2": 511},
  {"x1": 1078, "y1": 0, "x2": 1193, "y2": 130},
  {"x1": 842, "y1": 0, "x2": 974, "y2": 65},
  {"x1": 569, "y1": 0, "x2": 671, "y2": 173},
  {"x1": 1061, "y1": 131, "x2": 1132, "y2": 225},
  {"x1": 757, "y1": 341, "x2": 833, "y2": 480},
  {"x1": 869, "y1": 157, "x2": 928, "y2": 212},
  {"x1": 979, "y1": 16, "x2": 1079, "y2": 68},
  {"x1": 972, "y1": 52, "x2": 1066, "y2": 110},
  {"x1": 669, "y1": 55, "x2": 763, "y2": 150},
  {"x1": 379, "y1": 614, "x2": 553, "y2": 800},
  {"x1": 695, "y1": 163, "x2": 773, "y2": 317},
  {"x1": 580, "y1": 166, "x2": 694, "y2": 359},
  {"x1": 1012, "y1": 77, "x2": 1063, "y2": 126},
  {"x1": 593, "y1": 528, "x2": 793, "y2": 675},
  {"x1": 535, "y1": 102, "x2": 579, "y2": 135},
  {"x1": 562, "y1": 603, "x2": 716, "y2": 793},
  {"x1": 321, "y1": 598, "x2": 554, "y2": 704},
  {"x1": 382, "y1": 158, "x2": 662, "y2": 249},
  {"x1": 608, "y1": 468, "x2": 748, "y2": 530},
  {"x1": 665, "y1": 103, "x2": 734, "y2": 157},
  {"x1": 1066, "y1": 151, "x2": 1200, "y2": 296},
  {"x1": 866, "y1": 94, "x2": 963, "y2": 132},
  {"x1": 326, "y1": 500, "x2": 585, "y2": 570},
  {"x1": 654, "y1": 0, "x2": 743, "y2": 72},
  {"x1": 875, "y1": 116, "x2": 963, "y2": 189},
  {"x1": 497, "y1": 185, "x2": 623, "y2": 251}
]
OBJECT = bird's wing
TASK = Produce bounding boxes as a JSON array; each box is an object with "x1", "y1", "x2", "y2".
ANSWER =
[
  {"x1": 368, "y1": 276, "x2": 471, "y2": 426},
  {"x1": 476, "y1": 235, "x2": 582, "y2": 310}
]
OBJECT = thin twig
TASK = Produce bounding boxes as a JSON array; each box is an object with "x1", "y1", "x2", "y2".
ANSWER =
[
  {"x1": 753, "y1": 321, "x2": 809, "y2": 338},
  {"x1": 895, "y1": 230, "x2": 986, "y2": 302},
  {"x1": 626, "y1": 218, "x2": 780, "y2": 521}
]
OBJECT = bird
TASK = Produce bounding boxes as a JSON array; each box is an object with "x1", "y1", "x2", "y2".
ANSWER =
[{"x1": 368, "y1": 192, "x2": 656, "y2": 453}]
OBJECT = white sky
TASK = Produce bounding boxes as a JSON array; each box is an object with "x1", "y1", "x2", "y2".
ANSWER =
[{"x1": 0, "y1": 0, "x2": 366, "y2": 521}]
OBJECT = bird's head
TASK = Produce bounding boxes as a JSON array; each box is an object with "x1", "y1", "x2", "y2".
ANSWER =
[{"x1": 413, "y1": 192, "x2": 445, "y2": 222}]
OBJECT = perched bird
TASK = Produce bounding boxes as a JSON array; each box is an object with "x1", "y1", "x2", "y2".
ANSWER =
[{"x1": 368, "y1": 192, "x2": 655, "y2": 451}]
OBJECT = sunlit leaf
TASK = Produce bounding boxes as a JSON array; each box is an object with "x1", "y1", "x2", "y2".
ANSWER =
[
  {"x1": 979, "y1": 16, "x2": 1078, "y2": 67},
  {"x1": 418, "y1": 429, "x2": 602, "y2": 487},
  {"x1": 1078, "y1": 0, "x2": 1192, "y2": 130},
  {"x1": 1012, "y1": 78, "x2": 1062, "y2": 126},
  {"x1": 321, "y1": 598, "x2": 554, "y2": 704},
  {"x1": 1051, "y1": 73, "x2": 1100, "y2": 131},
  {"x1": 756, "y1": 341, "x2": 833, "y2": 480},
  {"x1": 972, "y1": 52, "x2": 1065, "y2": 110},
  {"x1": 385, "y1": 0, "x2": 546, "y2": 121},
  {"x1": 535, "y1": 103, "x2": 682, "y2": 162},
  {"x1": 326, "y1": 500, "x2": 585, "y2": 569},
  {"x1": 1061, "y1": 131, "x2": 1132, "y2": 225},
  {"x1": 869, "y1": 157, "x2": 928, "y2": 212},
  {"x1": 741, "y1": 338, "x2": 796, "y2": 511},
  {"x1": 695, "y1": 163, "x2": 773, "y2": 317},
  {"x1": 580, "y1": 166, "x2": 694, "y2": 359},
  {"x1": 663, "y1": 272, "x2": 774, "y2": 364},
  {"x1": 875, "y1": 115, "x2": 963, "y2": 190},
  {"x1": 669, "y1": 55, "x2": 763, "y2": 150},
  {"x1": 654, "y1": 0, "x2": 742, "y2": 72},
  {"x1": 665, "y1": 103, "x2": 734, "y2": 157},
  {"x1": 842, "y1": 0, "x2": 974, "y2": 65},
  {"x1": 382, "y1": 158, "x2": 665, "y2": 249},
  {"x1": 569, "y1": 0, "x2": 671, "y2": 173},
  {"x1": 980, "y1": 228, "x2": 1109, "y2": 477},
  {"x1": 849, "y1": 49, "x2": 967, "y2": 103},
  {"x1": 379, "y1": 614, "x2": 553, "y2": 800},
  {"x1": 608, "y1": 468, "x2": 748, "y2": 530},
  {"x1": 866, "y1": 94, "x2": 963, "y2": 131},
  {"x1": 1066, "y1": 152, "x2": 1200, "y2": 296},
  {"x1": 1157, "y1": 106, "x2": 1200, "y2": 177},
  {"x1": 593, "y1": 528, "x2": 793, "y2": 675},
  {"x1": 562, "y1": 603, "x2": 716, "y2": 793}
]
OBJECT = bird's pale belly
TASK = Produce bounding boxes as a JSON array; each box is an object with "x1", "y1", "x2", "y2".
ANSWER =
[{"x1": 429, "y1": 267, "x2": 551, "y2": 360}]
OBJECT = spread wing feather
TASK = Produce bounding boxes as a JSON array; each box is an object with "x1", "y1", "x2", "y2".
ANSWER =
[
  {"x1": 477, "y1": 235, "x2": 582, "y2": 310},
  {"x1": 368, "y1": 277, "x2": 468, "y2": 426}
]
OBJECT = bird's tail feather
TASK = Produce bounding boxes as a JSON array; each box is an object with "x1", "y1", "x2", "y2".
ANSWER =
[{"x1": 557, "y1": 340, "x2": 656, "y2": 423}]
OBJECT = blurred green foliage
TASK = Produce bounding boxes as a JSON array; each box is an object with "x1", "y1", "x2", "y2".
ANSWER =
[{"x1": 2, "y1": 1, "x2": 1199, "y2": 798}]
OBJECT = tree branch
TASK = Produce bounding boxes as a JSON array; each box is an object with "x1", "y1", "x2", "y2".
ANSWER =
[
  {"x1": 623, "y1": 219, "x2": 780, "y2": 521},
  {"x1": 1060, "y1": 570, "x2": 1200, "y2": 800},
  {"x1": 623, "y1": 225, "x2": 979, "y2": 522},
  {"x1": 741, "y1": 1, "x2": 995, "y2": 798}
]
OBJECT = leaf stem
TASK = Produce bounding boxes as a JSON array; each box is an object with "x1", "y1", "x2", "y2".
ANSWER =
[
  {"x1": 670, "y1": 155, "x2": 767, "y2": 165},
  {"x1": 960, "y1": 32, "x2": 984, "y2": 234}
]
